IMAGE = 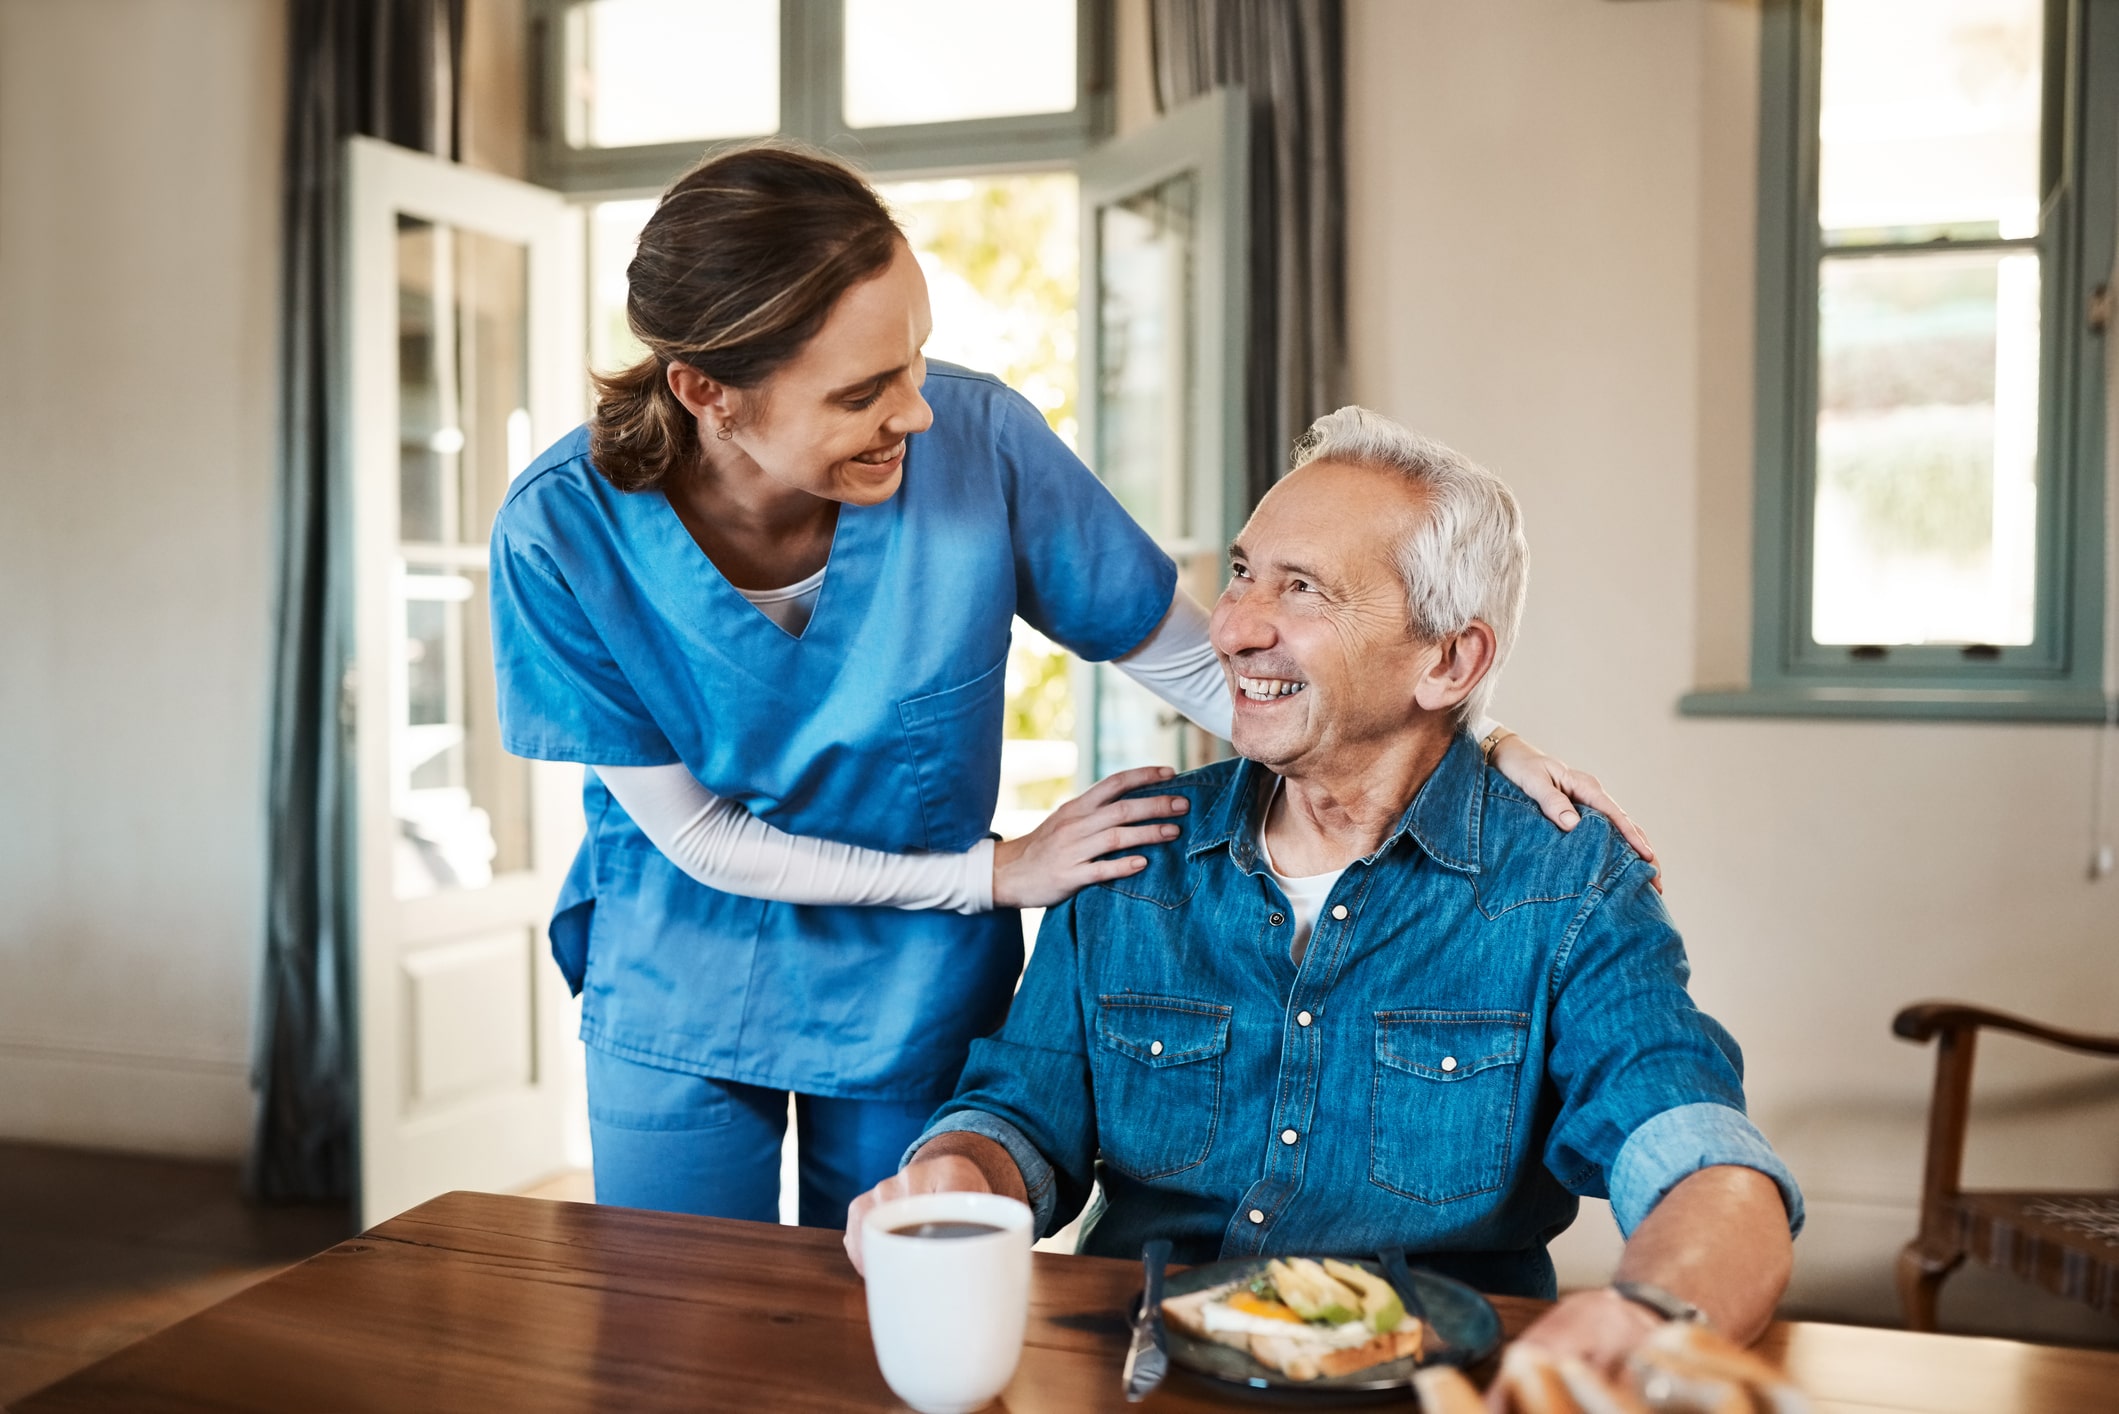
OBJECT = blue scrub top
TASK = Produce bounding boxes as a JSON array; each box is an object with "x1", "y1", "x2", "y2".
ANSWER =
[{"x1": 489, "y1": 363, "x2": 1178, "y2": 1102}]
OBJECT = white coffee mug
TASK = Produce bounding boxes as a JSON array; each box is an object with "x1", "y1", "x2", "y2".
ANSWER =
[{"x1": 861, "y1": 1190, "x2": 1034, "y2": 1414}]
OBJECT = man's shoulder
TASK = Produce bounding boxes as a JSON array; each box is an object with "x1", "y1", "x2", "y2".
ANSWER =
[
  {"x1": 1473, "y1": 767, "x2": 1648, "y2": 910},
  {"x1": 1082, "y1": 759, "x2": 1244, "y2": 911}
]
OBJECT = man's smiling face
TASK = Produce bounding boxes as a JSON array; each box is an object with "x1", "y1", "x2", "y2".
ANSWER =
[{"x1": 1208, "y1": 459, "x2": 1436, "y2": 775}]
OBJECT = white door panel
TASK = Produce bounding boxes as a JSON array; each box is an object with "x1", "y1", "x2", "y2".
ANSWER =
[{"x1": 346, "y1": 135, "x2": 584, "y2": 1227}]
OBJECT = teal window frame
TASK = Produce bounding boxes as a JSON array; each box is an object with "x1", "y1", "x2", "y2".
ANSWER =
[
  {"x1": 1683, "y1": 0, "x2": 2117, "y2": 722},
  {"x1": 528, "y1": 0, "x2": 1114, "y2": 194}
]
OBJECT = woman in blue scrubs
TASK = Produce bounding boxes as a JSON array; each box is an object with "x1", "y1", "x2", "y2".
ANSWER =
[{"x1": 490, "y1": 146, "x2": 1651, "y2": 1227}]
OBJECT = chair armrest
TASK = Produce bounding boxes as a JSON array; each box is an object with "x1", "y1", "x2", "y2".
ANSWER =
[{"x1": 1893, "y1": 1002, "x2": 2119, "y2": 1057}]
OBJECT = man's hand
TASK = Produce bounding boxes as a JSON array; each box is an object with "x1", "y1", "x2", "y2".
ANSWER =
[
  {"x1": 843, "y1": 1154, "x2": 993, "y2": 1276},
  {"x1": 1485, "y1": 1165, "x2": 1794, "y2": 1409},
  {"x1": 842, "y1": 1131, "x2": 1029, "y2": 1276},
  {"x1": 1486, "y1": 1288, "x2": 1664, "y2": 1409}
]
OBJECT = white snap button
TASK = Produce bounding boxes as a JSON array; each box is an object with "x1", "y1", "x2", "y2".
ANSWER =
[
  {"x1": 1150, "y1": 1040, "x2": 1164, "y2": 1056},
  {"x1": 1441, "y1": 1055, "x2": 1458, "y2": 1072},
  {"x1": 1248, "y1": 1208, "x2": 1266, "y2": 1224},
  {"x1": 1296, "y1": 1011, "x2": 1313, "y2": 1027},
  {"x1": 1280, "y1": 1129, "x2": 1298, "y2": 1145},
  {"x1": 1331, "y1": 904, "x2": 1349, "y2": 920}
]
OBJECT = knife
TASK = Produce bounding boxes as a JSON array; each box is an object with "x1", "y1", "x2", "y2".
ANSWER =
[
  {"x1": 1122, "y1": 1238, "x2": 1173, "y2": 1402},
  {"x1": 1378, "y1": 1246, "x2": 1447, "y2": 1359}
]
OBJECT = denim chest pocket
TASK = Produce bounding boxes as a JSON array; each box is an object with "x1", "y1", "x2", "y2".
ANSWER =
[
  {"x1": 1091, "y1": 995, "x2": 1231, "y2": 1180},
  {"x1": 1369, "y1": 1010, "x2": 1529, "y2": 1204}
]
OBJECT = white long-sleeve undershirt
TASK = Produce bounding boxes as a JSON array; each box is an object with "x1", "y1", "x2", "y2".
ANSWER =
[{"x1": 596, "y1": 591, "x2": 1231, "y2": 914}]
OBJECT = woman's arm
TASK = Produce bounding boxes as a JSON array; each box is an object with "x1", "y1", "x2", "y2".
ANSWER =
[
  {"x1": 597, "y1": 762, "x2": 1189, "y2": 914},
  {"x1": 598, "y1": 763, "x2": 993, "y2": 913},
  {"x1": 1111, "y1": 591, "x2": 1231, "y2": 737}
]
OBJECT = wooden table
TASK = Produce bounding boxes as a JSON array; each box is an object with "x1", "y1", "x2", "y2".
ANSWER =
[{"x1": 11, "y1": 1192, "x2": 2117, "y2": 1413}]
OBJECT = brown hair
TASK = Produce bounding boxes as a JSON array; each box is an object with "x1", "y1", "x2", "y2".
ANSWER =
[{"x1": 587, "y1": 143, "x2": 904, "y2": 492}]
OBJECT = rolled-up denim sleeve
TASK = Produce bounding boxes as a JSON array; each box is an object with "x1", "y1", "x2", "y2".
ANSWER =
[
  {"x1": 1609, "y1": 1102, "x2": 1805, "y2": 1238},
  {"x1": 904, "y1": 897, "x2": 1100, "y2": 1240},
  {"x1": 1542, "y1": 854, "x2": 1802, "y2": 1239}
]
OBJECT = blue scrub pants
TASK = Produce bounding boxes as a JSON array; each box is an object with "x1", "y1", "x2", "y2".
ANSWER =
[{"x1": 585, "y1": 1045, "x2": 939, "y2": 1227}]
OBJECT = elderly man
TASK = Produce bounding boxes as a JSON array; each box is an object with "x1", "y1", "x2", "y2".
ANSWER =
[{"x1": 845, "y1": 407, "x2": 1800, "y2": 1370}]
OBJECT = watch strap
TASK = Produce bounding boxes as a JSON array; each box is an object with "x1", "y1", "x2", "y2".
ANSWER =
[{"x1": 1610, "y1": 1280, "x2": 1710, "y2": 1328}]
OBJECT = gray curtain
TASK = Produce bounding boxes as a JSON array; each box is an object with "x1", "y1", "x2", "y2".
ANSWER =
[
  {"x1": 251, "y1": 0, "x2": 465, "y2": 1204},
  {"x1": 1151, "y1": 0, "x2": 1345, "y2": 505}
]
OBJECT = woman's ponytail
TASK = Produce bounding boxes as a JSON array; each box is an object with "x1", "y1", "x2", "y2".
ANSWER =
[
  {"x1": 584, "y1": 142, "x2": 903, "y2": 494},
  {"x1": 588, "y1": 354, "x2": 697, "y2": 494}
]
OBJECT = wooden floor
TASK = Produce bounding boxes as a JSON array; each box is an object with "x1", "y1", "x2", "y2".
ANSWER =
[{"x1": 0, "y1": 1142, "x2": 353, "y2": 1406}]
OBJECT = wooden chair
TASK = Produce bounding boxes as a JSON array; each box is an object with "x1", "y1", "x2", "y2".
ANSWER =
[{"x1": 1894, "y1": 1001, "x2": 2119, "y2": 1330}]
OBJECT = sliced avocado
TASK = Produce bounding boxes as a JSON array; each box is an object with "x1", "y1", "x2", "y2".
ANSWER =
[
  {"x1": 1323, "y1": 1258, "x2": 1407, "y2": 1333},
  {"x1": 1269, "y1": 1257, "x2": 1364, "y2": 1325}
]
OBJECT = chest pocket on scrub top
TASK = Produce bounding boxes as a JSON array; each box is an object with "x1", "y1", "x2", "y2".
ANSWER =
[
  {"x1": 1092, "y1": 994, "x2": 1231, "y2": 1180},
  {"x1": 897, "y1": 656, "x2": 1008, "y2": 852},
  {"x1": 1369, "y1": 1010, "x2": 1528, "y2": 1203}
]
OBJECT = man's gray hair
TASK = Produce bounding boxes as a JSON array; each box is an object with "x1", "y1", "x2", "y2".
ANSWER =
[{"x1": 1289, "y1": 406, "x2": 1527, "y2": 726}]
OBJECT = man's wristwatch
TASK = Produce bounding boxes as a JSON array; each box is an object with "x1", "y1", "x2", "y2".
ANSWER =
[{"x1": 1610, "y1": 1280, "x2": 1711, "y2": 1328}]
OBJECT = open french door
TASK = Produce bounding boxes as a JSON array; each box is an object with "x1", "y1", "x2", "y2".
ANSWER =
[
  {"x1": 345, "y1": 136, "x2": 585, "y2": 1226},
  {"x1": 1078, "y1": 88, "x2": 1250, "y2": 778}
]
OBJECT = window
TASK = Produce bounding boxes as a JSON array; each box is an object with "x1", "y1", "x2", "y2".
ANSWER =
[
  {"x1": 531, "y1": 0, "x2": 1108, "y2": 193},
  {"x1": 1687, "y1": 0, "x2": 2117, "y2": 720}
]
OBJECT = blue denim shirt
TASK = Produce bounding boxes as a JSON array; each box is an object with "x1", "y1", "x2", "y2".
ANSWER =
[{"x1": 911, "y1": 732, "x2": 1802, "y2": 1298}]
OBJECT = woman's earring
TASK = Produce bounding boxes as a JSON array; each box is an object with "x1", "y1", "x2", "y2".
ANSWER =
[{"x1": 715, "y1": 423, "x2": 734, "y2": 441}]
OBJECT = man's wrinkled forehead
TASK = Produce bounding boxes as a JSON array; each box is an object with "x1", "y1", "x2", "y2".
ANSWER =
[{"x1": 1236, "y1": 459, "x2": 1426, "y2": 580}]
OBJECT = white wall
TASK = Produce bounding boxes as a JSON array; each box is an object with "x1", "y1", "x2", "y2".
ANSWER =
[
  {"x1": 0, "y1": 0, "x2": 284, "y2": 1158},
  {"x1": 1347, "y1": 0, "x2": 2119, "y2": 1343}
]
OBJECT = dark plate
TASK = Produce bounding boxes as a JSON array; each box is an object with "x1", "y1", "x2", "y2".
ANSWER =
[{"x1": 1156, "y1": 1258, "x2": 1501, "y2": 1407}]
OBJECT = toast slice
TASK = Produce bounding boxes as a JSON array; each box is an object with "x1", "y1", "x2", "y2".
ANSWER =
[
  {"x1": 1159, "y1": 1281, "x2": 1425, "y2": 1382},
  {"x1": 1159, "y1": 1281, "x2": 1249, "y2": 1353}
]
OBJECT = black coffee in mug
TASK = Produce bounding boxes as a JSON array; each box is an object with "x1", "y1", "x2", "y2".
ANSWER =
[{"x1": 888, "y1": 1220, "x2": 1002, "y2": 1239}]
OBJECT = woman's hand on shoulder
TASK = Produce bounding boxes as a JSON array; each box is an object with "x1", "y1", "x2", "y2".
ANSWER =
[
  {"x1": 991, "y1": 766, "x2": 1191, "y2": 908},
  {"x1": 1486, "y1": 732, "x2": 1662, "y2": 893}
]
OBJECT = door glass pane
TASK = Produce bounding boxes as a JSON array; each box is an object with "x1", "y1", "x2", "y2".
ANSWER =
[
  {"x1": 395, "y1": 217, "x2": 535, "y2": 898},
  {"x1": 564, "y1": 0, "x2": 779, "y2": 149},
  {"x1": 1094, "y1": 173, "x2": 1196, "y2": 545},
  {"x1": 843, "y1": 0, "x2": 1075, "y2": 129},
  {"x1": 1818, "y1": 0, "x2": 2043, "y2": 242},
  {"x1": 1811, "y1": 248, "x2": 2039, "y2": 646}
]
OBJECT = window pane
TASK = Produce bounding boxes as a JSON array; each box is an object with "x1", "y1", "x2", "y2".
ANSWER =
[
  {"x1": 877, "y1": 174, "x2": 1080, "y2": 444},
  {"x1": 1093, "y1": 175, "x2": 1197, "y2": 546},
  {"x1": 843, "y1": 0, "x2": 1076, "y2": 129},
  {"x1": 588, "y1": 197, "x2": 657, "y2": 375},
  {"x1": 393, "y1": 217, "x2": 535, "y2": 899},
  {"x1": 1818, "y1": 0, "x2": 2043, "y2": 241},
  {"x1": 565, "y1": 0, "x2": 778, "y2": 149},
  {"x1": 1811, "y1": 249, "x2": 2039, "y2": 646}
]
